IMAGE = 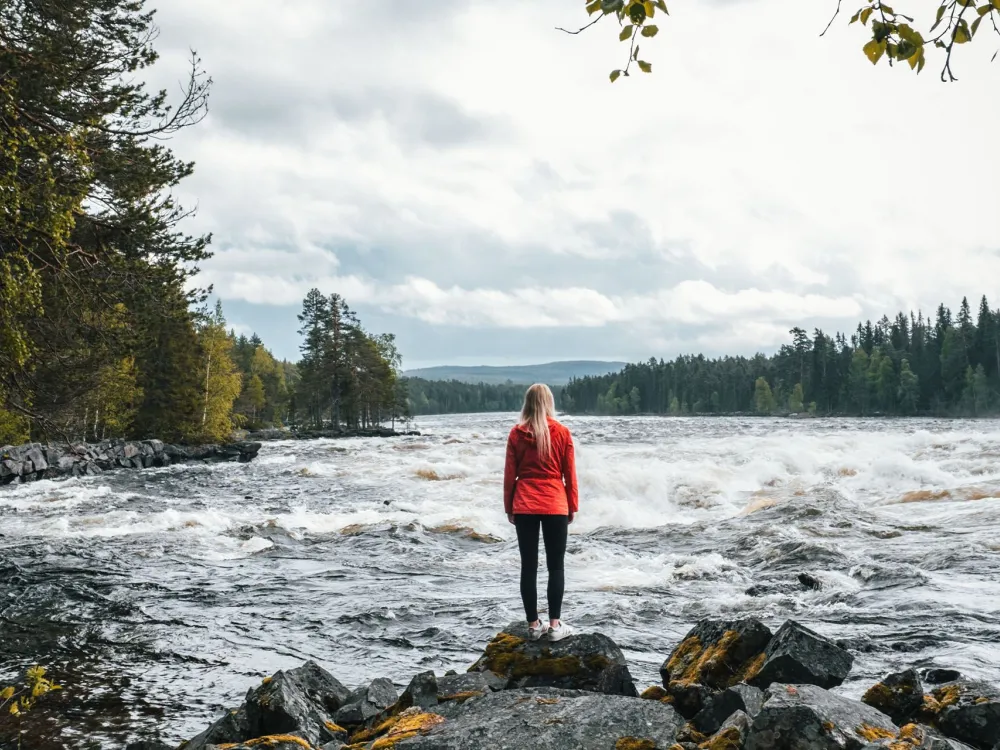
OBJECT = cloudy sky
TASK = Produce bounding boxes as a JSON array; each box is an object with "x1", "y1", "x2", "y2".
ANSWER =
[{"x1": 152, "y1": 0, "x2": 1000, "y2": 369}]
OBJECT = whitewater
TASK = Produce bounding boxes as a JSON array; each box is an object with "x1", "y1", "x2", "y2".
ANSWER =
[{"x1": 2, "y1": 414, "x2": 1000, "y2": 748}]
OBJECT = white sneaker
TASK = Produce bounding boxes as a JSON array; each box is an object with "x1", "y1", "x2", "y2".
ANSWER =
[
  {"x1": 528, "y1": 621, "x2": 547, "y2": 640},
  {"x1": 547, "y1": 621, "x2": 574, "y2": 642}
]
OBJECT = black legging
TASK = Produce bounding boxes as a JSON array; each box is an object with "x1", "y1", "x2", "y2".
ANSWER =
[{"x1": 514, "y1": 514, "x2": 569, "y2": 622}]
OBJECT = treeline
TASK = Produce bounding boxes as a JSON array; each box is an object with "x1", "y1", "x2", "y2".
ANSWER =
[
  {"x1": 403, "y1": 379, "x2": 562, "y2": 416},
  {"x1": 0, "y1": 1, "x2": 404, "y2": 446},
  {"x1": 563, "y1": 296, "x2": 1000, "y2": 418}
]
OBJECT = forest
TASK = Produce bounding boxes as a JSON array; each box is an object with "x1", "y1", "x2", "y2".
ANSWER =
[
  {"x1": 562, "y1": 297, "x2": 1000, "y2": 417},
  {"x1": 403, "y1": 378, "x2": 563, "y2": 416},
  {"x1": 0, "y1": 1, "x2": 403, "y2": 445}
]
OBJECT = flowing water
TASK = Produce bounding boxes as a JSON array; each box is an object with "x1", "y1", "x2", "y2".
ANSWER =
[{"x1": 2, "y1": 415, "x2": 1000, "y2": 748}]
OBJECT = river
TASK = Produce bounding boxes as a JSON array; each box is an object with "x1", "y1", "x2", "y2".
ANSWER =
[{"x1": 2, "y1": 414, "x2": 999, "y2": 748}]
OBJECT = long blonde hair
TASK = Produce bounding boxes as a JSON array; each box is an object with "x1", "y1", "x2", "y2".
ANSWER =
[{"x1": 519, "y1": 383, "x2": 557, "y2": 459}]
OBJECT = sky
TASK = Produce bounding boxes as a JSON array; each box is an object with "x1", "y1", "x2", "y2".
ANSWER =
[{"x1": 151, "y1": 0, "x2": 1000, "y2": 369}]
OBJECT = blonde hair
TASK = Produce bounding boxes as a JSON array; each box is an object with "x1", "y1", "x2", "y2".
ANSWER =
[{"x1": 519, "y1": 383, "x2": 557, "y2": 459}]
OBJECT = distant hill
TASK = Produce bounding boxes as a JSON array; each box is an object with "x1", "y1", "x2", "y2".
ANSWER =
[{"x1": 403, "y1": 360, "x2": 626, "y2": 386}]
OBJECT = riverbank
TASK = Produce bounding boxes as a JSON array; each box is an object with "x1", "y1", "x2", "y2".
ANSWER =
[
  {"x1": 0, "y1": 439, "x2": 261, "y2": 485},
  {"x1": 120, "y1": 616, "x2": 998, "y2": 750}
]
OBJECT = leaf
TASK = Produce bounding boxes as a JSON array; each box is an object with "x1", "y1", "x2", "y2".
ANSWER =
[
  {"x1": 850, "y1": 10, "x2": 861, "y2": 23},
  {"x1": 955, "y1": 20, "x2": 971, "y2": 42},
  {"x1": 610, "y1": 69, "x2": 622, "y2": 82},
  {"x1": 978, "y1": 4, "x2": 993, "y2": 15},
  {"x1": 863, "y1": 38, "x2": 887, "y2": 64},
  {"x1": 644, "y1": 1, "x2": 655, "y2": 16},
  {"x1": 908, "y1": 47, "x2": 926, "y2": 71},
  {"x1": 637, "y1": 59, "x2": 652, "y2": 72},
  {"x1": 860, "y1": 7, "x2": 873, "y2": 25},
  {"x1": 641, "y1": 24, "x2": 659, "y2": 36},
  {"x1": 654, "y1": 0, "x2": 669, "y2": 13},
  {"x1": 994, "y1": 0, "x2": 1000, "y2": 10},
  {"x1": 586, "y1": 0, "x2": 603, "y2": 15},
  {"x1": 0, "y1": 687, "x2": 14, "y2": 701},
  {"x1": 633, "y1": 44, "x2": 640, "y2": 60},
  {"x1": 931, "y1": 3, "x2": 947, "y2": 31},
  {"x1": 620, "y1": 24, "x2": 633, "y2": 40},
  {"x1": 972, "y1": 16, "x2": 983, "y2": 35},
  {"x1": 9, "y1": 703, "x2": 19, "y2": 716}
]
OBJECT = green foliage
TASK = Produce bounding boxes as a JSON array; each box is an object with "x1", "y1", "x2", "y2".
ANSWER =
[
  {"x1": 568, "y1": 0, "x2": 999, "y2": 83},
  {"x1": 564, "y1": 296, "x2": 1000, "y2": 418},
  {"x1": 2, "y1": 665, "x2": 61, "y2": 749},
  {"x1": 403, "y1": 378, "x2": 563, "y2": 416},
  {"x1": 197, "y1": 303, "x2": 243, "y2": 442}
]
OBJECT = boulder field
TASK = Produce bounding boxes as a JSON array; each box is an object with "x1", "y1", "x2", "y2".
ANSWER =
[{"x1": 127, "y1": 618, "x2": 999, "y2": 750}]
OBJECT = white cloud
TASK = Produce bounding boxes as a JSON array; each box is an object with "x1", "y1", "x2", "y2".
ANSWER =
[{"x1": 156, "y1": 0, "x2": 1000, "y2": 362}]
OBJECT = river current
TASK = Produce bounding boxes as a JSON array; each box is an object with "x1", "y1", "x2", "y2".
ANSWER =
[{"x1": 2, "y1": 415, "x2": 1000, "y2": 748}]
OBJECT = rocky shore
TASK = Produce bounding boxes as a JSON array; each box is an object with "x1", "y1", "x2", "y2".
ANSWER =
[
  {"x1": 0, "y1": 439, "x2": 261, "y2": 485},
  {"x1": 126, "y1": 617, "x2": 999, "y2": 750}
]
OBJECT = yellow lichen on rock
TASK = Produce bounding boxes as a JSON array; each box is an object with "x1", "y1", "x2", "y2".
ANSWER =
[
  {"x1": 438, "y1": 690, "x2": 484, "y2": 703},
  {"x1": 665, "y1": 631, "x2": 766, "y2": 688},
  {"x1": 698, "y1": 727, "x2": 743, "y2": 750},
  {"x1": 640, "y1": 685, "x2": 668, "y2": 700},
  {"x1": 369, "y1": 712, "x2": 445, "y2": 750},
  {"x1": 218, "y1": 736, "x2": 315, "y2": 749},
  {"x1": 615, "y1": 738, "x2": 656, "y2": 750},
  {"x1": 324, "y1": 720, "x2": 346, "y2": 733},
  {"x1": 856, "y1": 724, "x2": 897, "y2": 742}
]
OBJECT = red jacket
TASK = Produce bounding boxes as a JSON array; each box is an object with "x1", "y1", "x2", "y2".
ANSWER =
[{"x1": 504, "y1": 418, "x2": 578, "y2": 516}]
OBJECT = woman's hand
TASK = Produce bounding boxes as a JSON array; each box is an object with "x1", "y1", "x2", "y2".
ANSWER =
[
  {"x1": 507, "y1": 513, "x2": 515, "y2": 525},
  {"x1": 567, "y1": 512, "x2": 575, "y2": 525}
]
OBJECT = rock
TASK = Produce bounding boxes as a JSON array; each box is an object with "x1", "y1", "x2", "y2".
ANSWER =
[
  {"x1": 669, "y1": 681, "x2": 717, "y2": 720},
  {"x1": 123, "y1": 442, "x2": 140, "y2": 459},
  {"x1": 244, "y1": 661, "x2": 352, "y2": 748},
  {"x1": 862, "y1": 669, "x2": 925, "y2": 726},
  {"x1": 746, "y1": 683, "x2": 898, "y2": 750},
  {"x1": 125, "y1": 742, "x2": 171, "y2": 750},
  {"x1": 468, "y1": 622, "x2": 638, "y2": 696},
  {"x1": 220, "y1": 738, "x2": 325, "y2": 750},
  {"x1": 692, "y1": 684, "x2": 765, "y2": 735},
  {"x1": 703, "y1": 709, "x2": 753, "y2": 750},
  {"x1": 182, "y1": 705, "x2": 250, "y2": 750},
  {"x1": 364, "y1": 688, "x2": 685, "y2": 750},
  {"x1": 799, "y1": 573, "x2": 823, "y2": 590},
  {"x1": 747, "y1": 620, "x2": 853, "y2": 690},
  {"x1": 335, "y1": 677, "x2": 399, "y2": 726},
  {"x1": 860, "y1": 722, "x2": 979, "y2": 749},
  {"x1": 924, "y1": 670, "x2": 963, "y2": 686},
  {"x1": 922, "y1": 679, "x2": 1000, "y2": 750},
  {"x1": 661, "y1": 618, "x2": 773, "y2": 691},
  {"x1": 396, "y1": 671, "x2": 439, "y2": 712},
  {"x1": 436, "y1": 671, "x2": 503, "y2": 703}
]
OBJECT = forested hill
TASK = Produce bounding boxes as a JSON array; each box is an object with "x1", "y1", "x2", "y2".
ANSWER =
[
  {"x1": 404, "y1": 361, "x2": 626, "y2": 385},
  {"x1": 562, "y1": 297, "x2": 1000, "y2": 418},
  {"x1": 403, "y1": 378, "x2": 562, "y2": 416}
]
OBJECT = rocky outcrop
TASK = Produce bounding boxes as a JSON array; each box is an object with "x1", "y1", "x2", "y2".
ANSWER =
[
  {"x1": 468, "y1": 621, "x2": 638, "y2": 696},
  {"x1": 747, "y1": 620, "x2": 854, "y2": 691},
  {"x1": 166, "y1": 626, "x2": 999, "y2": 750},
  {"x1": 0, "y1": 439, "x2": 261, "y2": 484}
]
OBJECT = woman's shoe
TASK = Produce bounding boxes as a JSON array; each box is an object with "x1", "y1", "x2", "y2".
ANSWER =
[
  {"x1": 528, "y1": 621, "x2": 548, "y2": 640},
  {"x1": 547, "y1": 621, "x2": 574, "y2": 642}
]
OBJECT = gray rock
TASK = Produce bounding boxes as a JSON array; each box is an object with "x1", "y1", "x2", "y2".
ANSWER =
[
  {"x1": 182, "y1": 705, "x2": 250, "y2": 750},
  {"x1": 746, "y1": 683, "x2": 897, "y2": 750},
  {"x1": 693, "y1": 683, "x2": 765, "y2": 734},
  {"x1": 468, "y1": 621, "x2": 637, "y2": 696},
  {"x1": 335, "y1": 677, "x2": 399, "y2": 726},
  {"x1": 389, "y1": 687, "x2": 685, "y2": 750},
  {"x1": 436, "y1": 671, "x2": 503, "y2": 702},
  {"x1": 661, "y1": 617, "x2": 773, "y2": 692},
  {"x1": 924, "y1": 670, "x2": 962, "y2": 685},
  {"x1": 124, "y1": 742, "x2": 172, "y2": 750},
  {"x1": 123, "y1": 442, "x2": 140, "y2": 458},
  {"x1": 245, "y1": 661, "x2": 352, "y2": 747},
  {"x1": 928, "y1": 679, "x2": 1000, "y2": 750},
  {"x1": 748, "y1": 620, "x2": 853, "y2": 690},
  {"x1": 861, "y1": 723, "x2": 979, "y2": 749},
  {"x1": 709, "y1": 709, "x2": 752, "y2": 749},
  {"x1": 862, "y1": 669, "x2": 924, "y2": 726},
  {"x1": 398, "y1": 671, "x2": 439, "y2": 711}
]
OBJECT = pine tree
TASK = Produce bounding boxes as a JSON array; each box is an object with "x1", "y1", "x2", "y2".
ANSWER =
[{"x1": 897, "y1": 359, "x2": 920, "y2": 414}]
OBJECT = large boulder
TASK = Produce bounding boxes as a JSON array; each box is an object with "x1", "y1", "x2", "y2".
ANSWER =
[
  {"x1": 334, "y1": 677, "x2": 399, "y2": 726},
  {"x1": 182, "y1": 705, "x2": 251, "y2": 750},
  {"x1": 862, "y1": 670, "x2": 925, "y2": 726},
  {"x1": 396, "y1": 671, "x2": 440, "y2": 712},
  {"x1": 468, "y1": 622, "x2": 637, "y2": 696},
  {"x1": 660, "y1": 618, "x2": 772, "y2": 718},
  {"x1": 243, "y1": 661, "x2": 352, "y2": 747},
  {"x1": 746, "y1": 683, "x2": 898, "y2": 750},
  {"x1": 692, "y1": 683, "x2": 765, "y2": 735},
  {"x1": 355, "y1": 688, "x2": 685, "y2": 750},
  {"x1": 921, "y1": 679, "x2": 1000, "y2": 750},
  {"x1": 747, "y1": 620, "x2": 853, "y2": 690},
  {"x1": 861, "y1": 722, "x2": 979, "y2": 749}
]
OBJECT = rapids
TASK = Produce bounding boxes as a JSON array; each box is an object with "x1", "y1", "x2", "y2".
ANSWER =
[{"x1": 2, "y1": 414, "x2": 1000, "y2": 748}]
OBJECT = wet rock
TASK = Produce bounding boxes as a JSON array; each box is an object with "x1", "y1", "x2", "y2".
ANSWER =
[
  {"x1": 862, "y1": 669, "x2": 925, "y2": 726},
  {"x1": 692, "y1": 684, "x2": 765, "y2": 735},
  {"x1": 837, "y1": 635, "x2": 880, "y2": 654},
  {"x1": 436, "y1": 671, "x2": 503, "y2": 702},
  {"x1": 376, "y1": 687, "x2": 685, "y2": 750},
  {"x1": 182, "y1": 705, "x2": 251, "y2": 750},
  {"x1": 222, "y1": 738, "x2": 328, "y2": 750},
  {"x1": 661, "y1": 618, "x2": 773, "y2": 692},
  {"x1": 923, "y1": 679, "x2": 1000, "y2": 750},
  {"x1": 748, "y1": 620, "x2": 853, "y2": 690},
  {"x1": 397, "y1": 671, "x2": 439, "y2": 711},
  {"x1": 669, "y1": 681, "x2": 717, "y2": 720},
  {"x1": 335, "y1": 677, "x2": 399, "y2": 725},
  {"x1": 746, "y1": 683, "x2": 898, "y2": 750},
  {"x1": 468, "y1": 621, "x2": 637, "y2": 696},
  {"x1": 924, "y1": 670, "x2": 963, "y2": 686},
  {"x1": 702, "y1": 709, "x2": 752, "y2": 750},
  {"x1": 125, "y1": 741, "x2": 171, "y2": 750},
  {"x1": 860, "y1": 722, "x2": 979, "y2": 749},
  {"x1": 245, "y1": 661, "x2": 352, "y2": 747},
  {"x1": 799, "y1": 573, "x2": 823, "y2": 590}
]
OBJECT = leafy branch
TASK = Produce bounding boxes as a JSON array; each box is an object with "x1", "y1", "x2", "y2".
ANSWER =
[{"x1": 1, "y1": 666, "x2": 62, "y2": 750}]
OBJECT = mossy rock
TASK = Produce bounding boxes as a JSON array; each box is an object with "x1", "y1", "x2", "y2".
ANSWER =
[
  {"x1": 862, "y1": 670, "x2": 925, "y2": 726},
  {"x1": 468, "y1": 622, "x2": 637, "y2": 696},
  {"x1": 660, "y1": 618, "x2": 773, "y2": 695},
  {"x1": 922, "y1": 679, "x2": 1000, "y2": 750}
]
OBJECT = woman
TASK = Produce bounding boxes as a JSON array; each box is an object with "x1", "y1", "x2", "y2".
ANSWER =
[{"x1": 503, "y1": 383, "x2": 578, "y2": 642}]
